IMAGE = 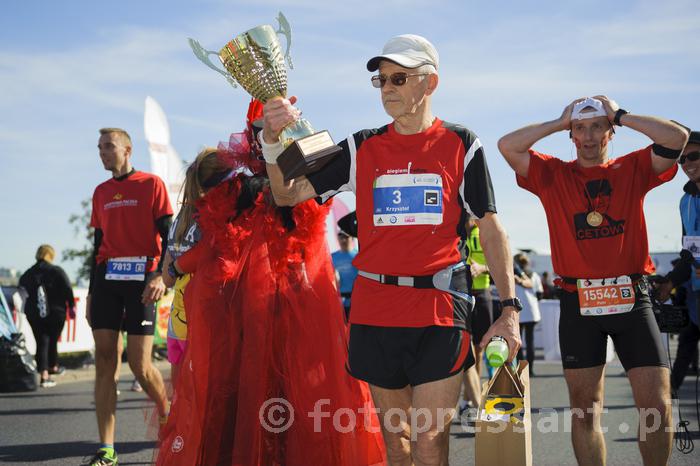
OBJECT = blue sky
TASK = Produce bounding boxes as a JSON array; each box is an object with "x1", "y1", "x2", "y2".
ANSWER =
[{"x1": 1, "y1": 0, "x2": 699, "y2": 280}]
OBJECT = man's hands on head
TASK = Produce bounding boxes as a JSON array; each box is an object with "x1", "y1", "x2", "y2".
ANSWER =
[
  {"x1": 262, "y1": 96, "x2": 301, "y2": 144},
  {"x1": 556, "y1": 98, "x2": 586, "y2": 131},
  {"x1": 592, "y1": 95, "x2": 621, "y2": 124},
  {"x1": 498, "y1": 97, "x2": 585, "y2": 178},
  {"x1": 142, "y1": 275, "x2": 166, "y2": 305}
]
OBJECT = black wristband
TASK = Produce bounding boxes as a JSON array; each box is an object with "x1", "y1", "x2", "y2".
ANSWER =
[
  {"x1": 168, "y1": 261, "x2": 184, "y2": 280},
  {"x1": 613, "y1": 108, "x2": 629, "y2": 126},
  {"x1": 652, "y1": 143, "x2": 682, "y2": 160},
  {"x1": 500, "y1": 297, "x2": 523, "y2": 311}
]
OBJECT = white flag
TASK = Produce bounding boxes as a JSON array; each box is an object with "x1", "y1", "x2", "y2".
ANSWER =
[{"x1": 144, "y1": 96, "x2": 185, "y2": 215}]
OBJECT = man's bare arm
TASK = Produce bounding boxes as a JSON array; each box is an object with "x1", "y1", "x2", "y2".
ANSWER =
[
  {"x1": 474, "y1": 212, "x2": 521, "y2": 361},
  {"x1": 594, "y1": 95, "x2": 688, "y2": 175},
  {"x1": 498, "y1": 100, "x2": 580, "y2": 178}
]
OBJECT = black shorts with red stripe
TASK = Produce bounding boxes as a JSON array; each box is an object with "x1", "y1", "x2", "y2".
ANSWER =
[{"x1": 348, "y1": 324, "x2": 472, "y2": 389}]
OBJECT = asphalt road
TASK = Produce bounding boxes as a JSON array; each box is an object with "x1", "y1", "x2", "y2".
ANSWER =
[
  {"x1": 1, "y1": 359, "x2": 699, "y2": 465},
  {"x1": 448, "y1": 360, "x2": 700, "y2": 465},
  {"x1": 0, "y1": 364, "x2": 162, "y2": 466}
]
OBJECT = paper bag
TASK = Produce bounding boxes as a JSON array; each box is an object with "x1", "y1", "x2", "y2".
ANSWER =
[{"x1": 475, "y1": 360, "x2": 532, "y2": 466}]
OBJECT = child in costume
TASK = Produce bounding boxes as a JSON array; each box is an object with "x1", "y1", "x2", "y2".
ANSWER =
[
  {"x1": 162, "y1": 148, "x2": 233, "y2": 388},
  {"x1": 156, "y1": 100, "x2": 386, "y2": 466}
]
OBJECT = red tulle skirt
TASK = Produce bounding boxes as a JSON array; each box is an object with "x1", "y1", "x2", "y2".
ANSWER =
[{"x1": 157, "y1": 177, "x2": 386, "y2": 466}]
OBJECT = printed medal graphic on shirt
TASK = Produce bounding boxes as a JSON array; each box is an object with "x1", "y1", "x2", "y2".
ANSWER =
[
  {"x1": 373, "y1": 173, "x2": 443, "y2": 226},
  {"x1": 573, "y1": 179, "x2": 625, "y2": 240}
]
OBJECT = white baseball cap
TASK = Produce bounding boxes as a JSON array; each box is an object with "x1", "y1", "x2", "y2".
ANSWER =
[
  {"x1": 571, "y1": 98, "x2": 607, "y2": 121},
  {"x1": 366, "y1": 34, "x2": 439, "y2": 72}
]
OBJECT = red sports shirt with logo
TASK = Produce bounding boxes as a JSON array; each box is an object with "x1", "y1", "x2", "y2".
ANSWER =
[
  {"x1": 308, "y1": 118, "x2": 496, "y2": 329},
  {"x1": 516, "y1": 146, "x2": 677, "y2": 279},
  {"x1": 90, "y1": 171, "x2": 173, "y2": 271}
]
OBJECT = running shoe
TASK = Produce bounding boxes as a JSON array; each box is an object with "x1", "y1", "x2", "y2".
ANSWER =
[
  {"x1": 40, "y1": 378, "x2": 57, "y2": 388},
  {"x1": 130, "y1": 380, "x2": 143, "y2": 392},
  {"x1": 85, "y1": 448, "x2": 118, "y2": 465}
]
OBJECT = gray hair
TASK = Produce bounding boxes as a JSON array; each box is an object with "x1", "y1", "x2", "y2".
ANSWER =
[{"x1": 416, "y1": 64, "x2": 437, "y2": 75}]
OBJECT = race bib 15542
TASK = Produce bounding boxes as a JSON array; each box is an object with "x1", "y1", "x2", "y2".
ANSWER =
[{"x1": 577, "y1": 276, "x2": 635, "y2": 316}]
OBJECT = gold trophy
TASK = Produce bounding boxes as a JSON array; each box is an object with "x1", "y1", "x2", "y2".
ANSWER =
[{"x1": 188, "y1": 13, "x2": 340, "y2": 181}]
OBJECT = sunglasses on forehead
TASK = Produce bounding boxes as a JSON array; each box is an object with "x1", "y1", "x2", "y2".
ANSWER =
[
  {"x1": 371, "y1": 72, "x2": 430, "y2": 88},
  {"x1": 679, "y1": 151, "x2": 700, "y2": 165}
]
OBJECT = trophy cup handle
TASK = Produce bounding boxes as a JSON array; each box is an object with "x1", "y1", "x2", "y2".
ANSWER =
[
  {"x1": 274, "y1": 12, "x2": 294, "y2": 70},
  {"x1": 187, "y1": 38, "x2": 238, "y2": 88}
]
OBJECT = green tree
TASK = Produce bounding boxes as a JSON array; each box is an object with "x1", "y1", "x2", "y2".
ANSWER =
[{"x1": 62, "y1": 198, "x2": 94, "y2": 283}]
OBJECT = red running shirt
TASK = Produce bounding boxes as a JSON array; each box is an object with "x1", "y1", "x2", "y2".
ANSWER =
[
  {"x1": 516, "y1": 146, "x2": 677, "y2": 279},
  {"x1": 308, "y1": 118, "x2": 497, "y2": 328},
  {"x1": 90, "y1": 171, "x2": 173, "y2": 271}
]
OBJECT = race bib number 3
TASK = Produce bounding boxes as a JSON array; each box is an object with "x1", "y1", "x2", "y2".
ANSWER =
[
  {"x1": 577, "y1": 276, "x2": 635, "y2": 316},
  {"x1": 372, "y1": 173, "x2": 443, "y2": 226},
  {"x1": 106, "y1": 256, "x2": 147, "y2": 281}
]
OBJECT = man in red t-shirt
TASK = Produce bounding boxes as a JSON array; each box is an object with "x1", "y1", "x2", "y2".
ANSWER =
[
  {"x1": 499, "y1": 96, "x2": 688, "y2": 466},
  {"x1": 86, "y1": 127, "x2": 173, "y2": 466},
  {"x1": 260, "y1": 35, "x2": 522, "y2": 464}
]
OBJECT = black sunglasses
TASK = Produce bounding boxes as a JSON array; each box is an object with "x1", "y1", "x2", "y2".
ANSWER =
[
  {"x1": 371, "y1": 72, "x2": 430, "y2": 88},
  {"x1": 679, "y1": 151, "x2": 700, "y2": 165}
]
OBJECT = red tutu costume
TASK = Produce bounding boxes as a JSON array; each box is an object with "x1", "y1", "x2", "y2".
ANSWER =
[{"x1": 157, "y1": 105, "x2": 385, "y2": 466}]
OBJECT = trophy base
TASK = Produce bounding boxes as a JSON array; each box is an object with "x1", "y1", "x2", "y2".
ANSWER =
[{"x1": 277, "y1": 130, "x2": 342, "y2": 181}]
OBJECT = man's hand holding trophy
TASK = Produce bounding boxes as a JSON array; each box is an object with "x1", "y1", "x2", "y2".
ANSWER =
[{"x1": 189, "y1": 12, "x2": 341, "y2": 181}]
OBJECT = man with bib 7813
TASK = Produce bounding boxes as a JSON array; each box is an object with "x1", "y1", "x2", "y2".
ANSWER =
[
  {"x1": 86, "y1": 127, "x2": 173, "y2": 466},
  {"x1": 260, "y1": 34, "x2": 521, "y2": 465},
  {"x1": 498, "y1": 96, "x2": 688, "y2": 466}
]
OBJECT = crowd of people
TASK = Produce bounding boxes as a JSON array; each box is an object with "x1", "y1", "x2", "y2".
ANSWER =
[{"x1": 10, "y1": 31, "x2": 700, "y2": 466}]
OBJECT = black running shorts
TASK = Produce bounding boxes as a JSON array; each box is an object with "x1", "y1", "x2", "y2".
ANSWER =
[
  {"x1": 348, "y1": 324, "x2": 472, "y2": 389},
  {"x1": 558, "y1": 277, "x2": 668, "y2": 371},
  {"x1": 89, "y1": 263, "x2": 157, "y2": 336}
]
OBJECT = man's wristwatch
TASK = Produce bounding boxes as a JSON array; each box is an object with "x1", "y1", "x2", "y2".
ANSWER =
[
  {"x1": 613, "y1": 108, "x2": 629, "y2": 126},
  {"x1": 500, "y1": 297, "x2": 523, "y2": 312}
]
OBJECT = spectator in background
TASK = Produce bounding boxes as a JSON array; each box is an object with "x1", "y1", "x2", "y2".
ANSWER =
[
  {"x1": 541, "y1": 271, "x2": 556, "y2": 299},
  {"x1": 669, "y1": 281, "x2": 699, "y2": 391},
  {"x1": 464, "y1": 218, "x2": 493, "y2": 377},
  {"x1": 459, "y1": 218, "x2": 492, "y2": 417},
  {"x1": 655, "y1": 129, "x2": 700, "y2": 391},
  {"x1": 331, "y1": 231, "x2": 358, "y2": 321},
  {"x1": 19, "y1": 244, "x2": 75, "y2": 388},
  {"x1": 514, "y1": 253, "x2": 543, "y2": 375}
]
